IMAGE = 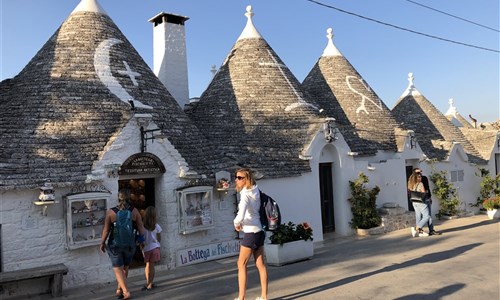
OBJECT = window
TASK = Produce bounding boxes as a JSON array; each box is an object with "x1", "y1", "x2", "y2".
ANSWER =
[
  {"x1": 177, "y1": 186, "x2": 214, "y2": 234},
  {"x1": 64, "y1": 192, "x2": 110, "y2": 250},
  {"x1": 450, "y1": 170, "x2": 464, "y2": 182}
]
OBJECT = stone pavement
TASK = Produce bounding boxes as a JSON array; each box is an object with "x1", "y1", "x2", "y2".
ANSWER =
[{"x1": 51, "y1": 215, "x2": 498, "y2": 300}]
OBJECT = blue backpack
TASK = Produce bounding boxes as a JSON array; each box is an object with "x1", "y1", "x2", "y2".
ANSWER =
[
  {"x1": 111, "y1": 206, "x2": 135, "y2": 248},
  {"x1": 259, "y1": 191, "x2": 281, "y2": 231}
]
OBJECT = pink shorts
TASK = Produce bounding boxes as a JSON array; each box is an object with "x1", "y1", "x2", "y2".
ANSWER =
[{"x1": 143, "y1": 247, "x2": 161, "y2": 263}]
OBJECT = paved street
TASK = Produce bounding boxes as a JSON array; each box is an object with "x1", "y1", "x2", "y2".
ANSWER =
[{"x1": 52, "y1": 215, "x2": 498, "y2": 300}]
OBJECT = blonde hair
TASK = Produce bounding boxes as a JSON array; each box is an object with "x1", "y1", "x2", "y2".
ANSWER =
[
  {"x1": 236, "y1": 167, "x2": 256, "y2": 188},
  {"x1": 144, "y1": 206, "x2": 157, "y2": 231},
  {"x1": 407, "y1": 173, "x2": 420, "y2": 191}
]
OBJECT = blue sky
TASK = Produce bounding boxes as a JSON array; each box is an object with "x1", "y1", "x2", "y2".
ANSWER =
[{"x1": 1, "y1": 0, "x2": 499, "y2": 122}]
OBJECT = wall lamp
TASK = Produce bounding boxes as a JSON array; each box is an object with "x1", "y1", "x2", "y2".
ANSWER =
[
  {"x1": 34, "y1": 180, "x2": 57, "y2": 215},
  {"x1": 323, "y1": 117, "x2": 339, "y2": 143},
  {"x1": 140, "y1": 127, "x2": 167, "y2": 153}
]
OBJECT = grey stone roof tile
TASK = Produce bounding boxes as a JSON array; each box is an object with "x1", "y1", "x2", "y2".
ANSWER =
[
  {"x1": 187, "y1": 38, "x2": 322, "y2": 179},
  {"x1": 0, "y1": 10, "x2": 231, "y2": 190},
  {"x1": 460, "y1": 128, "x2": 499, "y2": 160},
  {"x1": 302, "y1": 56, "x2": 399, "y2": 155},
  {"x1": 392, "y1": 91, "x2": 486, "y2": 164}
]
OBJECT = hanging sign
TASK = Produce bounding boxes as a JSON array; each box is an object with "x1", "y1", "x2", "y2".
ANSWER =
[{"x1": 119, "y1": 152, "x2": 166, "y2": 175}]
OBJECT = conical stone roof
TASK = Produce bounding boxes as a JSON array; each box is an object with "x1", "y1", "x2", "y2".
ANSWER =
[
  {"x1": 392, "y1": 73, "x2": 485, "y2": 164},
  {"x1": 302, "y1": 28, "x2": 399, "y2": 156},
  {"x1": 0, "y1": 0, "x2": 229, "y2": 189},
  {"x1": 187, "y1": 6, "x2": 322, "y2": 178}
]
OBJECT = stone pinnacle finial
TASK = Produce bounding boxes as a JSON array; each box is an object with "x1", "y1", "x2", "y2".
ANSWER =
[
  {"x1": 210, "y1": 65, "x2": 217, "y2": 77},
  {"x1": 245, "y1": 5, "x2": 254, "y2": 19},
  {"x1": 408, "y1": 72, "x2": 414, "y2": 86},
  {"x1": 237, "y1": 5, "x2": 261, "y2": 40},
  {"x1": 322, "y1": 27, "x2": 342, "y2": 57},
  {"x1": 326, "y1": 28, "x2": 333, "y2": 41}
]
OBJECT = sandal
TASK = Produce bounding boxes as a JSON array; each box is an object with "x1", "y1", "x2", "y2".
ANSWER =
[
  {"x1": 122, "y1": 291, "x2": 131, "y2": 299},
  {"x1": 141, "y1": 284, "x2": 155, "y2": 291},
  {"x1": 116, "y1": 288, "x2": 123, "y2": 298}
]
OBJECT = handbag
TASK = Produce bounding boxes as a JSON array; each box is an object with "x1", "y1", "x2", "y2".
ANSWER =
[{"x1": 410, "y1": 191, "x2": 424, "y2": 202}]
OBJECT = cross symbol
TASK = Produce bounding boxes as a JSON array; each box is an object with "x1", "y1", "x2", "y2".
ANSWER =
[{"x1": 117, "y1": 61, "x2": 141, "y2": 86}]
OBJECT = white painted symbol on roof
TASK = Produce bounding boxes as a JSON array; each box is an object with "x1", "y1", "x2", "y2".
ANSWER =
[
  {"x1": 261, "y1": 50, "x2": 318, "y2": 112},
  {"x1": 258, "y1": 62, "x2": 288, "y2": 68},
  {"x1": 117, "y1": 61, "x2": 141, "y2": 86},
  {"x1": 94, "y1": 38, "x2": 152, "y2": 109},
  {"x1": 346, "y1": 75, "x2": 382, "y2": 114}
]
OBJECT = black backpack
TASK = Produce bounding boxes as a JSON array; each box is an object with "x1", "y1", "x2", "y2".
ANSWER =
[{"x1": 259, "y1": 190, "x2": 281, "y2": 231}]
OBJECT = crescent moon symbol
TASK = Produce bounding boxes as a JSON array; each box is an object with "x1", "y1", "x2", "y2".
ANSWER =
[{"x1": 94, "y1": 38, "x2": 152, "y2": 109}]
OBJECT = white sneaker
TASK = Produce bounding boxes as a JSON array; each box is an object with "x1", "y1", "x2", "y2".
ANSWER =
[
  {"x1": 255, "y1": 297, "x2": 267, "y2": 300},
  {"x1": 418, "y1": 230, "x2": 429, "y2": 237},
  {"x1": 411, "y1": 227, "x2": 418, "y2": 237}
]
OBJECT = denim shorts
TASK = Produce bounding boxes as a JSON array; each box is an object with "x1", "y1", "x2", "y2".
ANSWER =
[
  {"x1": 241, "y1": 231, "x2": 266, "y2": 250},
  {"x1": 106, "y1": 244, "x2": 135, "y2": 267}
]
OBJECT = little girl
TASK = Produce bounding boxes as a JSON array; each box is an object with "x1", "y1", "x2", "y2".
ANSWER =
[{"x1": 141, "y1": 206, "x2": 162, "y2": 291}]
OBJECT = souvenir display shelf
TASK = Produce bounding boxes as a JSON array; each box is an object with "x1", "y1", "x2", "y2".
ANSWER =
[
  {"x1": 177, "y1": 186, "x2": 214, "y2": 234},
  {"x1": 64, "y1": 192, "x2": 110, "y2": 250}
]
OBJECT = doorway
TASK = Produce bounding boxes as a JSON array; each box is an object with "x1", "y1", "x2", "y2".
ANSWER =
[
  {"x1": 119, "y1": 178, "x2": 156, "y2": 268},
  {"x1": 405, "y1": 166, "x2": 414, "y2": 211},
  {"x1": 319, "y1": 163, "x2": 335, "y2": 232}
]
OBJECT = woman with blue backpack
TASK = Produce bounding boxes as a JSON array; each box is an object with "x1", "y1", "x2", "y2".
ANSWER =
[{"x1": 100, "y1": 190, "x2": 145, "y2": 300}]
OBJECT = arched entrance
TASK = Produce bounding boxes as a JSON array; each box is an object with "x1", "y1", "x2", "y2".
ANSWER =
[
  {"x1": 319, "y1": 163, "x2": 335, "y2": 232},
  {"x1": 118, "y1": 152, "x2": 166, "y2": 267}
]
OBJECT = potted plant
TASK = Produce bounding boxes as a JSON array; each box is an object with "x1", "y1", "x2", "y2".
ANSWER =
[
  {"x1": 347, "y1": 172, "x2": 382, "y2": 234},
  {"x1": 473, "y1": 170, "x2": 500, "y2": 209},
  {"x1": 482, "y1": 196, "x2": 500, "y2": 219},
  {"x1": 265, "y1": 221, "x2": 313, "y2": 266}
]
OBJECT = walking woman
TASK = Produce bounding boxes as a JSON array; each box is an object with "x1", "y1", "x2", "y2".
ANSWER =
[
  {"x1": 233, "y1": 168, "x2": 268, "y2": 300},
  {"x1": 408, "y1": 172, "x2": 430, "y2": 237},
  {"x1": 100, "y1": 191, "x2": 145, "y2": 299}
]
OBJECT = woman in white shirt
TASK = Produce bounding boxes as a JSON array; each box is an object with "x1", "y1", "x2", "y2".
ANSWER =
[{"x1": 233, "y1": 168, "x2": 268, "y2": 300}]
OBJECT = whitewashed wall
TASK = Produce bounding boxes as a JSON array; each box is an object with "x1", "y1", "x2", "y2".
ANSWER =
[
  {"x1": 1, "y1": 122, "x2": 495, "y2": 291},
  {"x1": 0, "y1": 117, "x2": 239, "y2": 289}
]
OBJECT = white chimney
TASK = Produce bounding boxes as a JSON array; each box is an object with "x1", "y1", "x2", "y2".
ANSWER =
[{"x1": 148, "y1": 12, "x2": 190, "y2": 109}]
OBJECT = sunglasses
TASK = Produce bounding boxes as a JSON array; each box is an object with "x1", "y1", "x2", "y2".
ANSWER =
[{"x1": 235, "y1": 176, "x2": 246, "y2": 181}]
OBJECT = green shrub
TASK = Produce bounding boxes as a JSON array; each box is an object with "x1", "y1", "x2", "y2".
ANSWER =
[
  {"x1": 347, "y1": 172, "x2": 381, "y2": 229},
  {"x1": 483, "y1": 196, "x2": 500, "y2": 210},
  {"x1": 474, "y1": 169, "x2": 500, "y2": 208},
  {"x1": 429, "y1": 170, "x2": 460, "y2": 218},
  {"x1": 269, "y1": 221, "x2": 313, "y2": 245}
]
